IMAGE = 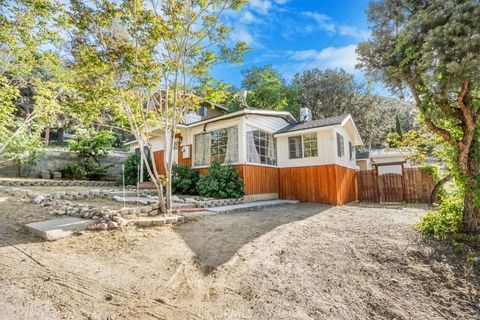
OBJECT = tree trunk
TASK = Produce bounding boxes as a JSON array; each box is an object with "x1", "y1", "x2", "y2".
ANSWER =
[
  {"x1": 462, "y1": 190, "x2": 480, "y2": 233},
  {"x1": 44, "y1": 127, "x2": 50, "y2": 147},
  {"x1": 430, "y1": 175, "x2": 451, "y2": 205},
  {"x1": 461, "y1": 135, "x2": 480, "y2": 233}
]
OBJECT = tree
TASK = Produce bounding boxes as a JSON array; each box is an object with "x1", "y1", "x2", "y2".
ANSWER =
[
  {"x1": 387, "y1": 128, "x2": 431, "y2": 165},
  {"x1": 240, "y1": 65, "x2": 292, "y2": 111},
  {"x1": 0, "y1": 0, "x2": 67, "y2": 157},
  {"x1": 395, "y1": 114, "x2": 403, "y2": 138},
  {"x1": 69, "y1": 0, "x2": 247, "y2": 214},
  {"x1": 292, "y1": 68, "x2": 405, "y2": 147},
  {"x1": 358, "y1": 0, "x2": 480, "y2": 232}
]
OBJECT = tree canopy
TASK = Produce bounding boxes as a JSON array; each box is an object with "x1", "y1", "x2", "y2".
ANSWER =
[{"x1": 358, "y1": 0, "x2": 480, "y2": 232}]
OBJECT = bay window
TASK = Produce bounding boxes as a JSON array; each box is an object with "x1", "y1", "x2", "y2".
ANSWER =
[
  {"x1": 193, "y1": 126, "x2": 238, "y2": 166},
  {"x1": 247, "y1": 128, "x2": 276, "y2": 165}
]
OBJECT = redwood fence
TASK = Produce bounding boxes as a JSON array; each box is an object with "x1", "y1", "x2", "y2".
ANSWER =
[{"x1": 357, "y1": 168, "x2": 434, "y2": 203}]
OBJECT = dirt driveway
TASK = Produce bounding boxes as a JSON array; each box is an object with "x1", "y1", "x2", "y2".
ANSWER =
[{"x1": 0, "y1": 196, "x2": 479, "y2": 319}]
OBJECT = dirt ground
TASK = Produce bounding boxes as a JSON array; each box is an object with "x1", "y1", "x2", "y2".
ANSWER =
[{"x1": 0, "y1": 194, "x2": 479, "y2": 320}]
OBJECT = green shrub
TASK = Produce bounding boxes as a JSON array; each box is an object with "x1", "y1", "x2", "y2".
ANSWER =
[
  {"x1": 124, "y1": 153, "x2": 140, "y2": 185},
  {"x1": 172, "y1": 164, "x2": 199, "y2": 195},
  {"x1": 61, "y1": 163, "x2": 86, "y2": 180},
  {"x1": 83, "y1": 159, "x2": 111, "y2": 181},
  {"x1": 418, "y1": 193, "x2": 463, "y2": 237},
  {"x1": 67, "y1": 131, "x2": 116, "y2": 181},
  {"x1": 196, "y1": 162, "x2": 244, "y2": 199},
  {"x1": 419, "y1": 164, "x2": 441, "y2": 182}
]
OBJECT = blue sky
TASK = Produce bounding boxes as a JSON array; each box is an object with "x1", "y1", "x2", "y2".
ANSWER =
[{"x1": 211, "y1": 0, "x2": 386, "y2": 94}]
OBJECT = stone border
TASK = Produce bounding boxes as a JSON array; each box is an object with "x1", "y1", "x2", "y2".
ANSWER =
[
  {"x1": 195, "y1": 198, "x2": 244, "y2": 208},
  {"x1": 0, "y1": 178, "x2": 118, "y2": 187}
]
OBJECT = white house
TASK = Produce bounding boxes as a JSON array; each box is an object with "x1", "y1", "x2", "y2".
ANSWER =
[{"x1": 127, "y1": 108, "x2": 363, "y2": 205}]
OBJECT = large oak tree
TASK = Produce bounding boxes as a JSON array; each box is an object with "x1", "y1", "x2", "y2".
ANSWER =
[{"x1": 358, "y1": 0, "x2": 480, "y2": 232}]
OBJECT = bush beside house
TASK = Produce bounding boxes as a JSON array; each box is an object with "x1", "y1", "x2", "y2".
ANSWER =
[
  {"x1": 196, "y1": 162, "x2": 244, "y2": 199},
  {"x1": 172, "y1": 164, "x2": 199, "y2": 195}
]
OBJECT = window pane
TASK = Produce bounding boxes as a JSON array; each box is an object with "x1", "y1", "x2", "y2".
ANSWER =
[
  {"x1": 247, "y1": 128, "x2": 277, "y2": 165},
  {"x1": 336, "y1": 133, "x2": 345, "y2": 158},
  {"x1": 194, "y1": 133, "x2": 209, "y2": 166},
  {"x1": 209, "y1": 126, "x2": 238, "y2": 164},
  {"x1": 289, "y1": 136, "x2": 302, "y2": 159},
  {"x1": 303, "y1": 133, "x2": 318, "y2": 158}
]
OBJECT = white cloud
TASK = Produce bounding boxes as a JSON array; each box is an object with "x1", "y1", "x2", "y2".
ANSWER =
[
  {"x1": 248, "y1": 0, "x2": 272, "y2": 15},
  {"x1": 339, "y1": 25, "x2": 370, "y2": 41},
  {"x1": 287, "y1": 44, "x2": 359, "y2": 73},
  {"x1": 302, "y1": 11, "x2": 336, "y2": 33}
]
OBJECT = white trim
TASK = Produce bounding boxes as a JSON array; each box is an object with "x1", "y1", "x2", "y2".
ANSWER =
[{"x1": 274, "y1": 124, "x2": 340, "y2": 138}]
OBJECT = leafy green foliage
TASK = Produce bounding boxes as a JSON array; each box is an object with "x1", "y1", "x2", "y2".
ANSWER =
[
  {"x1": 292, "y1": 68, "x2": 417, "y2": 148},
  {"x1": 196, "y1": 162, "x2": 244, "y2": 199},
  {"x1": 172, "y1": 164, "x2": 199, "y2": 195},
  {"x1": 419, "y1": 193, "x2": 464, "y2": 237},
  {"x1": 61, "y1": 163, "x2": 86, "y2": 180},
  {"x1": 68, "y1": 131, "x2": 115, "y2": 180},
  {"x1": 387, "y1": 128, "x2": 432, "y2": 165},
  {"x1": 0, "y1": 0, "x2": 67, "y2": 156},
  {"x1": 69, "y1": 131, "x2": 115, "y2": 165},
  {"x1": 241, "y1": 65, "x2": 291, "y2": 111},
  {"x1": 358, "y1": 0, "x2": 480, "y2": 231},
  {"x1": 123, "y1": 153, "x2": 150, "y2": 186}
]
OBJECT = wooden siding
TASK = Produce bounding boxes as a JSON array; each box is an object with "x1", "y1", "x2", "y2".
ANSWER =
[
  {"x1": 153, "y1": 145, "x2": 192, "y2": 176},
  {"x1": 153, "y1": 150, "x2": 166, "y2": 176},
  {"x1": 279, "y1": 164, "x2": 357, "y2": 205},
  {"x1": 335, "y1": 165, "x2": 358, "y2": 205},
  {"x1": 238, "y1": 165, "x2": 279, "y2": 195},
  {"x1": 178, "y1": 144, "x2": 192, "y2": 168}
]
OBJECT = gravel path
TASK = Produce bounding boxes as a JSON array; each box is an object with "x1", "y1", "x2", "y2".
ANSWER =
[{"x1": 0, "y1": 197, "x2": 478, "y2": 319}]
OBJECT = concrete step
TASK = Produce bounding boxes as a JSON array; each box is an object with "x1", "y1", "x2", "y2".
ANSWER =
[
  {"x1": 25, "y1": 217, "x2": 95, "y2": 241},
  {"x1": 207, "y1": 199, "x2": 299, "y2": 214}
]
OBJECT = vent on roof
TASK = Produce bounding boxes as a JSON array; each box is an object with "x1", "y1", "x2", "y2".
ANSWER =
[
  {"x1": 299, "y1": 107, "x2": 312, "y2": 122},
  {"x1": 239, "y1": 90, "x2": 249, "y2": 109}
]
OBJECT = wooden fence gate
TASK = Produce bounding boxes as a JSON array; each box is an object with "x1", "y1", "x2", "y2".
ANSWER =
[{"x1": 358, "y1": 168, "x2": 434, "y2": 203}]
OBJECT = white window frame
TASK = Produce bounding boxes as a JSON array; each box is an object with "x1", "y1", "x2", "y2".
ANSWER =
[
  {"x1": 288, "y1": 133, "x2": 318, "y2": 159},
  {"x1": 193, "y1": 125, "x2": 238, "y2": 167}
]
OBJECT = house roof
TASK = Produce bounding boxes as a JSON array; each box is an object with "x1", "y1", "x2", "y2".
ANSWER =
[
  {"x1": 184, "y1": 108, "x2": 297, "y2": 127},
  {"x1": 356, "y1": 150, "x2": 370, "y2": 159},
  {"x1": 369, "y1": 148, "x2": 404, "y2": 158},
  {"x1": 275, "y1": 115, "x2": 347, "y2": 134}
]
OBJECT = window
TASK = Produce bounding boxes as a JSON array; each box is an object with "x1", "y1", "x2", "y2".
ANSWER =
[
  {"x1": 288, "y1": 133, "x2": 318, "y2": 159},
  {"x1": 247, "y1": 128, "x2": 276, "y2": 165},
  {"x1": 288, "y1": 136, "x2": 303, "y2": 159},
  {"x1": 349, "y1": 141, "x2": 354, "y2": 161},
  {"x1": 303, "y1": 133, "x2": 318, "y2": 157},
  {"x1": 193, "y1": 126, "x2": 238, "y2": 166},
  {"x1": 194, "y1": 133, "x2": 210, "y2": 166},
  {"x1": 337, "y1": 132, "x2": 345, "y2": 158},
  {"x1": 197, "y1": 106, "x2": 208, "y2": 117}
]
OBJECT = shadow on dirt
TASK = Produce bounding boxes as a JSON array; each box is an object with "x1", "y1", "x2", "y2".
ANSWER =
[{"x1": 175, "y1": 203, "x2": 330, "y2": 275}]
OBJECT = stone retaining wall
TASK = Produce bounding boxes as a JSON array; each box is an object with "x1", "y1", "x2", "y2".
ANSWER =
[
  {"x1": 0, "y1": 150, "x2": 130, "y2": 179},
  {"x1": 0, "y1": 178, "x2": 118, "y2": 187}
]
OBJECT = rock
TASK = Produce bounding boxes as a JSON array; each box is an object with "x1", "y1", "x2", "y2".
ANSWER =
[
  {"x1": 52, "y1": 172, "x2": 62, "y2": 180},
  {"x1": 108, "y1": 221, "x2": 119, "y2": 229},
  {"x1": 172, "y1": 195, "x2": 182, "y2": 202},
  {"x1": 104, "y1": 293, "x2": 113, "y2": 301},
  {"x1": 40, "y1": 170, "x2": 51, "y2": 179},
  {"x1": 184, "y1": 198, "x2": 196, "y2": 204},
  {"x1": 33, "y1": 195, "x2": 46, "y2": 204},
  {"x1": 98, "y1": 222, "x2": 108, "y2": 230}
]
